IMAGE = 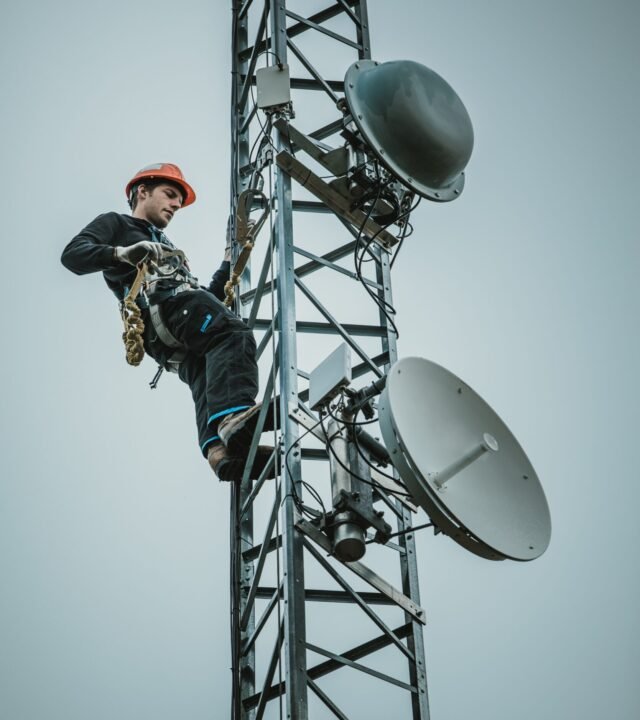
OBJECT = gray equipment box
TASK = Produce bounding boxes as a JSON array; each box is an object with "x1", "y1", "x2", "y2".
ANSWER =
[
  {"x1": 256, "y1": 64, "x2": 291, "y2": 109},
  {"x1": 308, "y1": 344, "x2": 352, "y2": 410}
]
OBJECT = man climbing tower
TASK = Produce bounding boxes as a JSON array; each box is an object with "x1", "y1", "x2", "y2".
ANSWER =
[{"x1": 61, "y1": 163, "x2": 272, "y2": 481}]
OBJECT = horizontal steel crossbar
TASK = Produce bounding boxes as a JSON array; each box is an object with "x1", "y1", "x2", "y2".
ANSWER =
[
  {"x1": 285, "y1": 9, "x2": 362, "y2": 50},
  {"x1": 238, "y1": 0, "x2": 359, "y2": 61},
  {"x1": 295, "y1": 276, "x2": 384, "y2": 376},
  {"x1": 243, "y1": 623, "x2": 414, "y2": 710},
  {"x1": 241, "y1": 240, "x2": 358, "y2": 304},
  {"x1": 243, "y1": 534, "x2": 282, "y2": 563},
  {"x1": 306, "y1": 641, "x2": 417, "y2": 693},
  {"x1": 304, "y1": 538, "x2": 415, "y2": 662},
  {"x1": 255, "y1": 587, "x2": 396, "y2": 604},
  {"x1": 252, "y1": 319, "x2": 386, "y2": 336},
  {"x1": 293, "y1": 245, "x2": 381, "y2": 288},
  {"x1": 287, "y1": 38, "x2": 341, "y2": 103}
]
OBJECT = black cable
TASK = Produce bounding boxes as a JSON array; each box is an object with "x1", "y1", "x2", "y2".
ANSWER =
[
  {"x1": 300, "y1": 481, "x2": 327, "y2": 516},
  {"x1": 351, "y1": 166, "x2": 400, "y2": 336},
  {"x1": 353, "y1": 192, "x2": 421, "y2": 335},
  {"x1": 317, "y1": 406, "x2": 413, "y2": 500},
  {"x1": 349, "y1": 165, "x2": 424, "y2": 336},
  {"x1": 322, "y1": 397, "x2": 412, "y2": 492},
  {"x1": 390, "y1": 196, "x2": 421, "y2": 269},
  {"x1": 365, "y1": 521, "x2": 434, "y2": 544},
  {"x1": 282, "y1": 417, "x2": 329, "y2": 519}
]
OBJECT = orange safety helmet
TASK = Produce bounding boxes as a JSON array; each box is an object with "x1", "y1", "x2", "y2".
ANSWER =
[{"x1": 125, "y1": 163, "x2": 196, "y2": 208}]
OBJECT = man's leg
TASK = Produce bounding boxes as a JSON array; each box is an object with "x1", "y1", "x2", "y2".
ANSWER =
[
  {"x1": 178, "y1": 348, "x2": 275, "y2": 481},
  {"x1": 177, "y1": 353, "x2": 218, "y2": 457},
  {"x1": 164, "y1": 289, "x2": 260, "y2": 454}
]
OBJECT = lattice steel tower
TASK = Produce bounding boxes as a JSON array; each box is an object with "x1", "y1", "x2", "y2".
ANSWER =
[
  {"x1": 225, "y1": 4, "x2": 551, "y2": 718},
  {"x1": 228, "y1": 2, "x2": 430, "y2": 717}
]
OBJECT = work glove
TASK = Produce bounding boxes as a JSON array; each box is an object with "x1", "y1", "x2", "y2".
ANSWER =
[{"x1": 114, "y1": 241, "x2": 164, "y2": 266}]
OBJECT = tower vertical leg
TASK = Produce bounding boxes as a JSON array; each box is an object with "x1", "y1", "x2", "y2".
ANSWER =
[
  {"x1": 230, "y1": 6, "x2": 256, "y2": 719},
  {"x1": 376, "y1": 246, "x2": 431, "y2": 720},
  {"x1": 271, "y1": 4, "x2": 309, "y2": 713}
]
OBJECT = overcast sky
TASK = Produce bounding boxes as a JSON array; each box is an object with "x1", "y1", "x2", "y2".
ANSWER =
[{"x1": 1, "y1": 1, "x2": 638, "y2": 719}]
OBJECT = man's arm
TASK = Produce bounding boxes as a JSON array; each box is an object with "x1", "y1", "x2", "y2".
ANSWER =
[
  {"x1": 207, "y1": 260, "x2": 231, "y2": 301},
  {"x1": 61, "y1": 212, "x2": 123, "y2": 275},
  {"x1": 62, "y1": 212, "x2": 165, "y2": 275},
  {"x1": 205, "y1": 221, "x2": 233, "y2": 301}
]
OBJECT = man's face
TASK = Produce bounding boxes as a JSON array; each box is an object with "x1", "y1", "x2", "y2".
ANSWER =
[{"x1": 136, "y1": 182, "x2": 184, "y2": 228}]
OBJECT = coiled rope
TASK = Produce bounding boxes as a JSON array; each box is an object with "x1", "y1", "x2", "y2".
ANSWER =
[
  {"x1": 119, "y1": 248, "x2": 190, "y2": 366},
  {"x1": 121, "y1": 261, "x2": 149, "y2": 366}
]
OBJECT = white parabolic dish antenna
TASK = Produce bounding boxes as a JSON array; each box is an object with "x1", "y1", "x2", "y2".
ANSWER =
[{"x1": 379, "y1": 357, "x2": 551, "y2": 561}]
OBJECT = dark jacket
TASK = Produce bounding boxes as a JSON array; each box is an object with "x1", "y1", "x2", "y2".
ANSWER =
[{"x1": 61, "y1": 212, "x2": 229, "y2": 301}]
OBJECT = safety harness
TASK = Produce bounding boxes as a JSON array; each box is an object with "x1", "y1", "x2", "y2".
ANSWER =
[
  {"x1": 120, "y1": 244, "x2": 194, "y2": 374},
  {"x1": 120, "y1": 193, "x2": 269, "y2": 386}
]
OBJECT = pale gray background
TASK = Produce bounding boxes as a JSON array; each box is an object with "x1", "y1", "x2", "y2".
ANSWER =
[{"x1": 1, "y1": 1, "x2": 638, "y2": 719}]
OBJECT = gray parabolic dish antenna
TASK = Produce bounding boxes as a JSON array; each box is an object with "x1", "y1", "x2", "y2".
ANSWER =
[
  {"x1": 344, "y1": 59, "x2": 474, "y2": 202},
  {"x1": 379, "y1": 358, "x2": 551, "y2": 561}
]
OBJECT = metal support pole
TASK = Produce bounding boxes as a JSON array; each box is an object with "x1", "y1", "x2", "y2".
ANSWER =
[
  {"x1": 270, "y1": 3, "x2": 309, "y2": 716},
  {"x1": 231, "y1": 6, "x2": 255, "y2": 719},
  {"x1": 375, "y1": 244, "x2": 431, "y2": 719}
]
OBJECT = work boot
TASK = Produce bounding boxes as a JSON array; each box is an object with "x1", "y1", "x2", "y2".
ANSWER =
[
  {"x1": 207, "y1": 442, "x2": 277, "y2": 482},
  {"x1": 217, "y1": 400, "x2": 282, "y2": 455},
  {"x1": 217, "y1": 403, "x2": 266, "y2": 455}
]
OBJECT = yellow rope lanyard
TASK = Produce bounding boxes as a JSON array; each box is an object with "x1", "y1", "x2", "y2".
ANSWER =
[
  {"x1": 224, "y1": 237, "x2": 254, "y2": 308},
  {"x1": 119, "y1": 247, "x2": 190, "y2": 367},
  {"x1": 224, "y1": 189, "x2": 270, "y2": 308},
  {"x1": 120, "y1": 261, "x2": 149, "y2": 366}
]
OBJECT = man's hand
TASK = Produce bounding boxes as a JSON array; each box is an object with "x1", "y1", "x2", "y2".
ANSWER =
[{"x1": 114, "y1": 241, "x2": 164, "y2": 266}]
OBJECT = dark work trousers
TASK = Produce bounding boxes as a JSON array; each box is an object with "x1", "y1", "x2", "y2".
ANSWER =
[{"x1": 153, "y1": 289, "x2": 259, "y2": 457}]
